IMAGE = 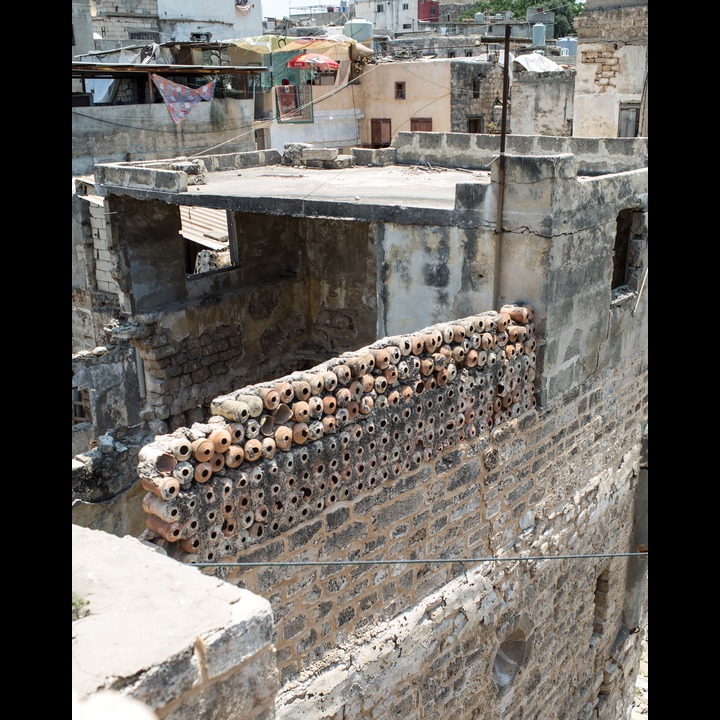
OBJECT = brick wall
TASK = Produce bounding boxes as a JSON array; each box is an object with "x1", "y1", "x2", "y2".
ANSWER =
[{"x1": 137, "y1": 304, "x2": 647, "y2": 718}]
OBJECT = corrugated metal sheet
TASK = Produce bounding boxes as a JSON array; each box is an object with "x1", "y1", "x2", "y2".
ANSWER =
[{"x1": 179, "y1": 206, "x2": 229, "y2": 250}]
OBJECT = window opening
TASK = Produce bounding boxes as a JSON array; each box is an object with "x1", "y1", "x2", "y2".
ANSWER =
[
  {"x1": 467, "y1": 116, "x2": 484, "y2": 133},
  {"x1": 612, "y1": 209, "x2": 632, "y2": 290},
  {"x1": 73, "y1": 387, "x2": 91, "y2": 425},
  {"x1": 275, "y1": 81, "x2": 313, "y2": 122},
  {"x1": 129, "y1": 31, "x2": 160, "y2": 41},
  {"x1": 447, "y1": 50, "x2": 456, "y2": 58},
  {"x1": 492, "y1": 629, "x2": 528, "y2": 691},
  {"x1": 591, "y1": 569, "x2": 611, "y2": 645},
  {"x1": 472, "y1": 76, "x2": 482, "y2": 98},
  {"x1": 395, "y1": 82, "x2": 406, "y2": 100},
  {"x1": 618, "y1": 103, "x2": 640, "y2": 137},
  {"x1": 611, "y1": 207, "x2": 647, "y2": 304},
  {"x1": 376, "y1": 3, "x2": 384, "y2": 11},
  {"x1": 179, "y1": 207, "x2": 237, "y2": 275}
]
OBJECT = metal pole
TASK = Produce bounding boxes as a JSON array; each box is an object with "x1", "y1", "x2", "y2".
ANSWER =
[{"x1": 493, "y1": 24, "x2": 511, "y2": 308}]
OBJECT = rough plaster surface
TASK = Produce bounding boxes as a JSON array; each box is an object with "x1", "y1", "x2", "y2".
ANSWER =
[{"x1": 72, "y1": 524, "x2": 277, "y2": 718}]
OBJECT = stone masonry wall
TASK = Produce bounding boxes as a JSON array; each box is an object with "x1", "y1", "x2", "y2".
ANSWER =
[
  {"x1": 575, "y1": 5, "x2": 648, "y2": 45},
  {"x1": 137, "y1": 302, "x2": 648, "y2": 718}
]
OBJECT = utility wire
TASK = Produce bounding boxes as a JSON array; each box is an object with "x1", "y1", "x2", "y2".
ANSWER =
[{"x1": 191, "y1": 551, "x2": 648, "y2": 568}]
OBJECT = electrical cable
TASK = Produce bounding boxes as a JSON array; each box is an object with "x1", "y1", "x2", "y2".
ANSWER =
[{"x1": 190, "y1": 551, "x2": 648, "y2": 568}]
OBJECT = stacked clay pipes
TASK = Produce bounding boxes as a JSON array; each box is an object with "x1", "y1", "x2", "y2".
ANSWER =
[{"x1": 138, "y1": 304, "x2": 537, "y2": 563}]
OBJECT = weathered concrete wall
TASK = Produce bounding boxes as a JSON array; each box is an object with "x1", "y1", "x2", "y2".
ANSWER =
[
  {"x1": 72, "y1": 99, "x2": 257, "y2": 176},
  {"x1": 103, "y1": 211, "x2": 380, "y2": 430},
  {"x1": 72, "y1": 0, "x2": 95, "y2": 59},
  {"x1": 157, "y1": 0, "x2": 263, "y2": 39},
  {"x1": 87, "y1": 0, "x2": 262, "y2": 44},
  {"x1": 72, "y1": 345, "x2": 144, "y2": 434},
  {"x1": 72, "y1": 524, "x2": 278, "y2": 719},
  {"x1": 573, "y1": 4, "x2": 648, "y2": 137},
  {"x1": 511, "y1": 69, "x2": 575, "y2": 136},
  {"x1": 377, "y1": 222, "x2": 496, "y2": 335},
  {"x1": 392, "y1": 131, "x2": 648, "y2": 174}
]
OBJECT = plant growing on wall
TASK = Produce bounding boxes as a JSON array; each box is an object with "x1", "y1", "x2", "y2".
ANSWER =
[{"x1": 72, "y1": 592, "x2": 90, "y2": 621}]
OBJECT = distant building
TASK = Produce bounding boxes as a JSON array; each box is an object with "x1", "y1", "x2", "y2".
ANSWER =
[
  {"x1": 83, "y1": 0, "x2": 263, "y2": 52},
  {"x1": 353, "y1": 0, "x2": 440, "y2": 35}
]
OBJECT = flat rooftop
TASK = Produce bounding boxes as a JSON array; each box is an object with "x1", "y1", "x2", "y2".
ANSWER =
[{"x1": 182, "y1": 163, "x2": 492, "y2": 210}]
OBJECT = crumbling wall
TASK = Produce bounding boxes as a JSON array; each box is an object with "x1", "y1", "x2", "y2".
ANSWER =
[
  {"x1": 136, "y1": 302, "x2": 648, "y2": 718},
  {"x1": 510, "y1": 69, "x2": 575, "y2": 136}
]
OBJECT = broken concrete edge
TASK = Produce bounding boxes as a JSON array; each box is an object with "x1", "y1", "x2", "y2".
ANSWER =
[
  {"x1": 93, "y1": 150, "x2": 284, "y2": 195},
  {"x1": 72, "y1": 524, "x2": 277, "y2": 711}
]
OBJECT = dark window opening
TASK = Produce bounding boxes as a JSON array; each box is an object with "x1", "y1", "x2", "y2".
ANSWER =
[
  {"x1": 395, "y1": 82, "x2": 406, "y2": 100},
  {"x1": 612, "y1": 208, "x2": 647, "y2": 303},
  {"x1": 492, "y1": 629, "x2": 528, "y2": 692},
  {"x1": 447, "y1": 50, "x2": 456, "y2": 58},
  {"x1": 129, "y1": 31, "x2": 160, "y2": 42},
  {"x1": 591, "y1": 569, "x2": 610, "y2": 643},
  {"x1": 472, "y1": 77, "x2": 482, "y2": 98},
  {"x1": 618, "y1": 103, "x2": 640, "y2": 137},
  {"x1": 73, "y1": 387, "x2": 91, "y2": 425},
  {"x1": 612, "y1": 210, "x2": 632, "y2": 290},
  {"x1": 468, "y1": 116, "x2": 484, "y2": 133}
]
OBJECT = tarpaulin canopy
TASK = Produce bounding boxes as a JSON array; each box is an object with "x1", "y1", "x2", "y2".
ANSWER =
[
  {"x1": 287, "y1": 53, "x2": 339, "y2": 71},
  {"x1": 225, "y1": 35, "x2": 373, "y2": 56},
  {"x1": 226, "y1": 34, "x2": 288, "y2": 54}
]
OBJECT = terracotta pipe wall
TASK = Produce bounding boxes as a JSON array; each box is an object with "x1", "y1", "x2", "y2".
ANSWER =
[{"x1": 137, "y1": 305, "x2": 538, "y2": 561}]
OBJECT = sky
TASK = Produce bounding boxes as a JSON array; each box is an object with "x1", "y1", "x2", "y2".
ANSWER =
[
  {"x1": 260, "y1": 0, "x2": 291, "y2": 19},
  {"x1": 261, "y1": 0, "x2": 352, "y2": 20}
]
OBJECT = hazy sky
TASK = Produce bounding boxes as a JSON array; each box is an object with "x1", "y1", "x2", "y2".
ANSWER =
[
  {"x1": 261, "y1": 0, "x2": 291, "y2": 19},
  {"x1": 261, "y1": 0, "x2": 352, "y2": 20}
]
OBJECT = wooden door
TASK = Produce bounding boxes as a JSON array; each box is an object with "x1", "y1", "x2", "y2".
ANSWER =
[{"x1": 371, "y1": 118, "x2": 392, "y2": 148}]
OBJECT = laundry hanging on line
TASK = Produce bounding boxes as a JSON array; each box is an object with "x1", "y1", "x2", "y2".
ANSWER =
[
  {"x1": 151, "y1": 74, "x2": 216, "y2": 124},
  {"x1": 235, "y1": 0, "x2": 255, "y2": 14}
]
